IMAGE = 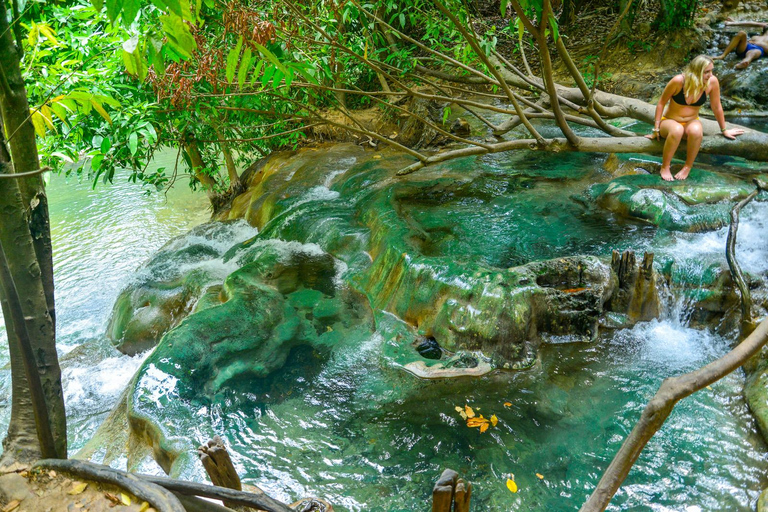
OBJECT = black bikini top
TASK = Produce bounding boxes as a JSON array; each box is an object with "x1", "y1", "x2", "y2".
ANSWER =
[{"x1": 671, "y1": 77, "x2": 707, "y2": 107}]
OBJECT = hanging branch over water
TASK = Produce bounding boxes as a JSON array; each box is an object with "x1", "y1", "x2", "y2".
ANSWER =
[
  {"x1": 580, "y1": 317, "x2": 768, "y2": 512},
  {"x1": 726, "y1": 178, "x2": 767, "y2": 331}
]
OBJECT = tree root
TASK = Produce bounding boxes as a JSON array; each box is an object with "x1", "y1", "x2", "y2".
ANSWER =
[
  {"x1": 33, "y1": 459, "x2": 186, "y2": 512},
  {"x1": 139, "y1": 473, "x2": 295, "y2": 512},
  {"x1": 34, "y1": 458, "x2": 297, "y2": 512}
]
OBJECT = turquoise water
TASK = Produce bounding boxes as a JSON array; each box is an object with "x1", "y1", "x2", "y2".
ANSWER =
[{"x1": 1, "y1": 145, "x2": 767, "y2": 511}]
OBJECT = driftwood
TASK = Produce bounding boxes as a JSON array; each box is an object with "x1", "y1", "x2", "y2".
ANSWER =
[
  {"x1": 580, "y1": 317, "x2": 768, "y2": 511},
  {"x1": 431, "y1": 469, "x2": 472, "y2": 512},
  {"x1": 198, "y1": 436, "x2": 242, "y2": 510},
  {"x1": 726, "y1": 179, "x2": 766, "y2": 332},
  {"x1": 34, "y1": 459, "x2": 186, "y2": 512}
]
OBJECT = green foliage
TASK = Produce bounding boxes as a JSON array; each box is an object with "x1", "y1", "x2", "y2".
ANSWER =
[
  {"x1": 578, "y1": 55, "x2": 612, "y2": 89},
  {"x1": 653, "y1": 0, "x2": 699, "y2": 31}
]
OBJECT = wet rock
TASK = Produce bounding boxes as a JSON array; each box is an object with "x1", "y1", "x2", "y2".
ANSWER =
[
  {"x1": 590, "y1": 171, "x2": 754, "y2": 232},
  {"x1": 450, "y1": 118, "x2": 471, "y2": 136},
  {"x1": 106, "y1": 221, "x2": 255, "y2": 355},
  {"x1": 415, "y1": 336, "x2": 443, "y2": 359}
]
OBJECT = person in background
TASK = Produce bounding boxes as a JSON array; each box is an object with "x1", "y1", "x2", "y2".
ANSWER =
[
  {"x1": 646, "y1": 55, "x2": 744, "y2": 181},
  {"x1": 713, "y1": 20, "x2": 768, "y2": 69}
]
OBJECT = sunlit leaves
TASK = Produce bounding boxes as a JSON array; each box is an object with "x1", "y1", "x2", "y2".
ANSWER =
[
  {"x1": 226, "y1": 36, "x2": 244, "y2": 84},
  {"x1": 161, "y1": 13, "x2": 197, "y2": 59}
]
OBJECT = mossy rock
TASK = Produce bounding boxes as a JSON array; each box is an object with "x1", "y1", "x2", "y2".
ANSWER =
[{"x1": 590, "y1": 171, "x2": 754, "y2": 232}]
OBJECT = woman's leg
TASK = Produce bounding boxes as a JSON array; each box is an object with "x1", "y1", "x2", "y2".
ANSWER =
[
  {"x1": 675, "y1": 119, "x2": 703, "y2": 180},
  {"x1": 714, "y1": 31, "x2": 748, "y2": 59},
  {"x1": 659, "y1": 119, "x2": 684, "y2": 181}
]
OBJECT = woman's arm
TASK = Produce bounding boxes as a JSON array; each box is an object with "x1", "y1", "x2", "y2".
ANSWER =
[
  {"x1": 647, "y1": 77, "x2": 680, "y2": 139},
  {"x1": 709, "y1": 77, "x2": 744, "y2": 140}
]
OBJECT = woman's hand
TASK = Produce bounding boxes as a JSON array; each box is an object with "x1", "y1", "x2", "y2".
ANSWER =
[
  {"x1": 645, "y1": 130, "x2": 660, "y2": 141},
  {"x1": 722, "y1": 128, "x2": 745, "y2": 140}
]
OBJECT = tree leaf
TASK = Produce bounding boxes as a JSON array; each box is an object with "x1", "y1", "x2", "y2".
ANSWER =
[
  {"x1": 68, "y1": 482, "x2": 88, "y2": 495},
  {"x1": 548, "y1": 14, "x2": 559, "y2": 42},
  {"x1": 105, "y1": 0, "x2": 121, "y2": 22},
  {"x1": 101, "y1": 137, "x2": 111, "y2": 154},
  {"x1": 161, "y1": 13, "x2": 197, "y2": 59},
  {"x1": 500, "y1": 0, "x2": 508, "y2": 16},
  {"x1": 31, "y1": 110, "x2": 46, "y2": 138},
  {"x1": 237, "y1": 45, "x2": 251, "y2": 87},
  {"x1": 91, "y1": 0, "x2": 104, "y2": 11},
  {"x1": 129, "y1": 132, "x2": 139, "y2": 156},
  {"x1": 37, "y1": 25, "x2": 59, "y2": 46},
  {"x1": 122, "y1": 0, "x2": 141, "y2": 27},
  {"x1": 506, "y1": 478, "x2": 518, "y2": 493},
  {"x1": 90, "y1": 99, "x2": 112, "y2": 124}
]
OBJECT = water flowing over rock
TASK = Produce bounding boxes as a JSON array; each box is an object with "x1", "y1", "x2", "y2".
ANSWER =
[{"x1": 92, "y1": 144, "x2": 768, "y2": 488}]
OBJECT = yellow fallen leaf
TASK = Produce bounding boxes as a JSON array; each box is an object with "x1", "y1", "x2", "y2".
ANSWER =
[
  {"x1": 139, "y1": 502, "x2": 151, "y2": 512},
  {"x1": 467, "y1": 417, "x2": 488, "y2": 428},
  {"x1": 455, "y1": 406, "x2": 468, "y2": 420},
  {"x1": 373, "y1": 154, "x2": 382, "y2": 159},
  {"x1": 506, "y1": 478, "x2": 518, "y2": 493},
  {"x1": 536, "y1": 473, "x2": 544, "y2": 480},
  {"x1": 2, "y1": 499, "x2": 20, "y2": 512},
  {"x1": 490, "y1": 414, "x2": 498, "y2": 427},
  {"x1": 503, "y1": 402, "x2": 512, "y2": 407},
  {"x1": 465, "y1": 405, "x2": 476, "y2": 418},
  {"x1": 479, "y1": 422, "x2": 489, "y2": 433},
  {"x1": 120, "y1": 493, "x2": 132, "y2": 506},
  {"x1": 68, "y1": 482, "x2": 88, "y2": 495}
]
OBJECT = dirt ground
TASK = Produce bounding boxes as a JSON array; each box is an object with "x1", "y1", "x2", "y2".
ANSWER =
[{"x1": 0, "y1": 462, "x2": 152, "y2": 512}]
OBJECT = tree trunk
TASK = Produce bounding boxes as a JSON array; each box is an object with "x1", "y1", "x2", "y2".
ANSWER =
[
  {"x1": 0, "y1": 1, "x2": 66, "y2": 462},
  {"x1": 183, "y1": 138, "x2": 220, "y2": 203}
]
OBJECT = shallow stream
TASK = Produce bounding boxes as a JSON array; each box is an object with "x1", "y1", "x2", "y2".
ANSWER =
[{"x1": 1, "y1": 141, "x2": 767, "y2": 511}]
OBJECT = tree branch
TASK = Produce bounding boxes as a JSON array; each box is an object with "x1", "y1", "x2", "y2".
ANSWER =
[{"x1": 580, "y1": 317, "x2": 768, "y2": 511}]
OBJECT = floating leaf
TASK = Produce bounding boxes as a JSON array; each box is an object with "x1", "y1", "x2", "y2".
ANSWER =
[
  {"x1": 68, "y1": 482, "x2": 88, "y2": 495},
  {"x1": 455, "y1": 406, "x2": 467, "y2": 420},
  {"x1": 479, "y1": 422, "x2": 489, "y2": 433},
  {"x1": 503, "y1": 402, "x2": 512, "y2": 407},
  {"x1": 490, "y1": 414, "x2": 498, "y2": 427},
  {"x1": 465, "y1": 405, "x2": 475, "y2": 419},
  {"x1": 506, "y1": 478, "x2": 518, "y2": 493},
  {"x1": 536, "y1": 473, "x2": 544, "y2": 480}
]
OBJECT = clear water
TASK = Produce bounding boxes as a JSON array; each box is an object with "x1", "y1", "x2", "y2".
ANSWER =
[{"x1": 1, "y1": 147, "x2": 767, "y2": 511}]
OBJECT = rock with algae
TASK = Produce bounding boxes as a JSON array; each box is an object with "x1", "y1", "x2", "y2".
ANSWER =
[{"x1": 589, "y1": 171, "x2": 755, "y2": 232}]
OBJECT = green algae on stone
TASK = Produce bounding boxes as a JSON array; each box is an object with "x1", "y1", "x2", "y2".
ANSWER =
[
  {"x1": 124, "y1": 241, "x2": 374, "y2": 473},
  {"x1": 590, "y1": 171, "x2": 755, "y2": 232}
]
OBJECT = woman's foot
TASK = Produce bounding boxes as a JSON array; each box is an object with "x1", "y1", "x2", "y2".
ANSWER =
[
  {"x1": 660, "y1": 167, "x2": 675, "y2": 181},
  {"x1": 674, "y1": 166, "x2": 692, "y2": 180},
  {"x1": 735, "y1": 59, "x2": 750, "y2": 69}
]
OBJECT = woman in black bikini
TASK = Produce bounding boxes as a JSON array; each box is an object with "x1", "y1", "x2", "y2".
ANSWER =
[{"x1": 646, "y1": 55, "x2": 744, "y2": 181}]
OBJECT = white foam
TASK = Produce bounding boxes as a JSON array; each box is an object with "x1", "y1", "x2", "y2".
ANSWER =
[{"x1": 63, "y1": 351, "x2": 151, "y2": 411}]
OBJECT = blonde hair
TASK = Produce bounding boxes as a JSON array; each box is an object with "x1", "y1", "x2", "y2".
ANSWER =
[{"x1": 682, "y1": 55, "x2": 714, "y2": 100}]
